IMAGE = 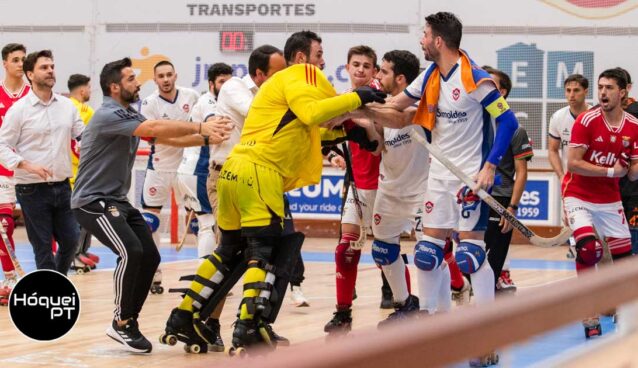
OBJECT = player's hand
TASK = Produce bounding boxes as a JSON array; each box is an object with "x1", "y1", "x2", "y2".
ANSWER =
[
  {"x1": 474, "y1": 163, "x2": 496, "y2": 192},
  {"x1": 613, "y1": 156, "x2": 629, "y2": 177},
  {"x1": 500, "y1": 206, "x2": 516, "y2": 233},
  {"x1": 328, "y1": 154, "x2": 346, "y2": 169},
  {"x1": 201, "y1": 116, "x2": 233, "y2": 140},
  {"x1": 19, "y1": 161, "x2": 53, "y2": 181},
  {"x1": 354, "y1": 86, "x2": 387, "y2": 105}
]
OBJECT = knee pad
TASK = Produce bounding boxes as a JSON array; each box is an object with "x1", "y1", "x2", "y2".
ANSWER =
[
  {"x1": 371, "y1": 239, "x2": 400, "y2": 266},
  {"x1": 575, "y1": 236, "x2": 603, "y2": 266},
  {"x1": 414, "y1": 240, "x2": 445, "y2": 271},
  {"x1": 142, "y1": 212, "x2": 160, "y2": 233},
  {"x1": 455, "y1": 241, "x2": 487, "y2": 274}
]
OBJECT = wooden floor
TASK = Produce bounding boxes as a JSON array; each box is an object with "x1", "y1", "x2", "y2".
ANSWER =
[{"x1": 0, "y1": 229, "x2": 576, "y2": 368}]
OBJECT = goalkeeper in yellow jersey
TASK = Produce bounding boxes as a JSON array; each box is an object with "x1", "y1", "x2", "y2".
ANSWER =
[{"x1": 162, "y1": 30, "x2": 385, "y2": 354}]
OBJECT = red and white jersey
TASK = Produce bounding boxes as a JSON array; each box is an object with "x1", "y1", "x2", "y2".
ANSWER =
[
  {"x1": 141, "y1": 86, "x2": 199, "y2": 172},
  {"x1": 562, "y1": 107, "x2": 638, "y2": 203},
  {"x1": 0, "y1": 82, "x2": 30, "y2": 177}
]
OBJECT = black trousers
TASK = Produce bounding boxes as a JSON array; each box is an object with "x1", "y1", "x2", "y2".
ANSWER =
[
  {"x1": 485, "y1": 196, "x2": 514, "y2": 286},
  {"x1": 73, "y1": 199, "x2": 160, "y2": 321}
]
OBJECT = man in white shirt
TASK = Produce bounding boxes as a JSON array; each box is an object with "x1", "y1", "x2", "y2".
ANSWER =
[{"x1": 0, "y1": 50, "x2": 84, "y2": 274}]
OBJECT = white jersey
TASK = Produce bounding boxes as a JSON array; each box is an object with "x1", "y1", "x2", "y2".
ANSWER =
[
  {"x1": 379, "y1": 124, "x2": 429, "y2": 196},
  {"x1": 141, "y1": 86, "x2": 199, "y2": 172},
  {"x1": 178, "y1": 92, "x2": 217, "y2": 176},
  {"x1": 405, "y1": 60, "x2": 496, "y2": 180},
  {"x1": 211, "y1": 75, "x2": 258, "y2": 164},
  {"x1": 548, "y1": 104, "x2": 591, "y2": 170}
]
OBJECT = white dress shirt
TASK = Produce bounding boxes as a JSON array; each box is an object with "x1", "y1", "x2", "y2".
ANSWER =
[
  {"x1": 211, "y1": 75, "x2": 258, "y2": 164},
  {"x1": 0, "y1": 90, "x2": 84, "y2": 184}
]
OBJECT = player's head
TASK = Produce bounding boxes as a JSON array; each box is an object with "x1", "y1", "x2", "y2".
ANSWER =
[
  {"x1": 284, "y1": 30, "x2": 324, "y2": 70},
  {"x1": 563, "y1": 74, "x2": 589, "y2": 109},
  {"x1": 2, "y1": 43, "x2": 26, "y2": 80},
  {"x1": 100, "y1": 57, "x2": 141, "y2": 105},
  {"x1": 68, "y1": 74, "x2": 91, "y2": 102},
  {"x1": 598, "y1": 68, "x2": 628, "y2": 113},
  {"x1": 345, "y1": 45, "x2": 377, "y2": 89},
  {"x1": 153, "y1": 60, "x2": 177, "y2": 94},
  {"x1": 483, "y1": 66, "x2": 512, "y2": 99},
  {"x1": 248, "y1": 45, "x2": 286, "y2": 88},
  {"x1": 207, "y1": 63, "x2": 232, "y2": 96},
  {"x1": 23, "y1": 50, "x2": 55, "y2": 88},
  {"x1": 422, "y1": 12, "x2": 463, "y2": 62},
  {"x1": 376, "y1": 50, "x2": 420, "y2": 96},
  {"x1": 615, "y1": 67, "x2": 633, "y2": 101}
]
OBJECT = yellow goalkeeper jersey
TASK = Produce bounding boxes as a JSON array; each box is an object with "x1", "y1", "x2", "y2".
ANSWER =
[
  {"x1": 70, "y1": 97, "x2": 94, "y2": 186},
  {"x1": 229, "y1": 63, "x2": 361, "y2": 191}
]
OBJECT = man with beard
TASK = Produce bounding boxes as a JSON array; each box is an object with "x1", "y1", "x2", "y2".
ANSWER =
[
  {"x1": 70, "y1": 57, "x2": 228, "y2": 353},
  {"x1": 0, "y1": 50, "x2": 83, "y2": 274}
]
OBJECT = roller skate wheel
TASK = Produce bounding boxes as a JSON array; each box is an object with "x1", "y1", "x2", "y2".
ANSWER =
[
  {"x1": 226, "y1": 346, "x2": 247, "y2": 358},
  {"x1": 157, "y1": 286, "x2": 164, "y2": 294},
  {"x1": 184, "y1": 344, "x2": 202, "y2": 354},
  {"x1": 76, "y1": 268, "x2": 85, "y2": 275}
]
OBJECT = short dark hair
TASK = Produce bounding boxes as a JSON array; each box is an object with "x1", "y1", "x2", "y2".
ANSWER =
[
  {"x1": 382, "y1": 50, "x2": 420, "y2": 85},
  {"x1": 564, "y1": 74, "x2": 589, "y2": 90},
  {"x1": 67, "y1": 74, "x2": 90, "y2": 92},
  {"x1": 23, "y1": 50, "x2": 53, "y2": 82},
  {"x1": 425, "y1": 12, "x2": 463, "y2": 50},
  {"x1": 283, "y1": 30, "x2": 322, "y2": 64},
  {"x1": 100, "y1": 57, "x2": 132, "y2": 96},
  {"x1": 153, "y1": 60, "x2": 174, "y2": 73},
  {"x1": 2, "y1": 43, "x2": 26, "y2": 61},
  {"x1": 347, "y1": 45, "x2": 377, "y2": 66},
  {"x1": 483, "y1": 65, "x2": 512, "y2": 99},
  {"x1": 249, "y1": 45, "x2": 283, "y2": 77},
  {"x1": 599, "y1": 68, "x2": 628, "y2": 90},
  {"x1": 207, "y1": 63, "x2": 232, "y2": 82},
  {"x1": 615, "y1": 67, "x2": 632, "y2": 85}
]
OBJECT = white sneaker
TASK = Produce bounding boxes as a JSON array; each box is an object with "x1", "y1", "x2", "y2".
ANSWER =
[
  {"x1": 290, "y1": 285, "x2": 309, "y2": 307},
  {"x1": 452, "y1": 276, "x2": 472, "y2": 306}
]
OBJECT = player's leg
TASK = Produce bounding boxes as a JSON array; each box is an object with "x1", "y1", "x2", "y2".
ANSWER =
[
  {"x1": 285, "y1": 195, "x2": 309, "y2": 308},
  {"x1": 15, "y1": 183, "x2": 56, "y2": 269},
  {"x1": 484, "y1": 195, "x2": 515, "y2": 292},
  {"x1": 141, "y1": 169, "x2": 171, "y2": 293},
  {"x1": 563, "y1": 197, "x2": 603, "y2": 274},
  {"x1": 50, "y1": 182, "x2": 80, "y2": 275},
  {"x1": 595, "y1": 201, "x2": 633, "y2": 261},
  {"x1": 0, "y1": 177, "x2": 18, "y2": 295}
]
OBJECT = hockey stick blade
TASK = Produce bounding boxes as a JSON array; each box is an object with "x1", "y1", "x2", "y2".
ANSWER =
[{"x1": 412, "y1": 132, "x2": 571, "y2": 247}]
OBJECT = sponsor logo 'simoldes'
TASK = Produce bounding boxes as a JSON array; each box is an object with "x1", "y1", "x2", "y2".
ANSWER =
[
  {"x1": 9, "y1": 270, "x2": 80, "y2": 341},
  {"x1": 541, "y1": 0, "x2": 638, "y2": 19}
]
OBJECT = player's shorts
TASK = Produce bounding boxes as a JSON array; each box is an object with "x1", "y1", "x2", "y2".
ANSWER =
[
  {"x1": 216, "y1": 157, "x2": 284, "y2": 235},
  {"x1": 341, "y1": 187, "x2": 376, "y2": 232},
  {"x1": 0, "y1": 176, "x2": 16, "y2": 205},
  {"x1": 141, "y1": 169, "x2": 179, "y2": 208},
  {"x1": 422, "y1": 177, "x2": 489, "y2": 232},
  {"x1": 563, "y1": 196, "x2": 630, "y2": 239},
  {"x1": 175, "y1": 173, "x2": 211, "y2": 214},
  {"x1": 372, "y1": 190, "x2": 425, "y2": 240},
  {"x1": 206, "y1": 163, "x2": 222, "y2": 219}
]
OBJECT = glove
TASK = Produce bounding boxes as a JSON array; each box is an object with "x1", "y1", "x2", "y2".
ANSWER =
[
  {"x1": 354, "y1": 86, "x2": 387, "y2": 105},
  {"x1": 456, "y1": 186, "x2": 481, "y2": 212},
  {"x1": 346, "y1": 126, "x2": 379, "y2": 152}
]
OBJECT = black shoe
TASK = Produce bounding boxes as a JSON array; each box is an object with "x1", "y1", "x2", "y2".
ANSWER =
[
  {"x1": 380, "y1": 287, "x2": 394, "y2": 309},
  {"x1": 263, "y1": 323, "x2": 290, "y2": 346},
  {"x1": 377, "y1": 295, "x2": 420, "y2": 329},
  {"x1": 204, "y1": 318, "x2": 225, "y2": 352},
  {"x1": 324, "y1": 307, "x2": 353, "y2": 334},
  {"x1": 107, "y1": 319, "x2": 152, "y2": 353}
]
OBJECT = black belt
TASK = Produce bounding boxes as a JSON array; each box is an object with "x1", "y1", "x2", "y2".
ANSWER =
[{"x1": 17, "y1": 178, "x2": 69, "y2": 187}]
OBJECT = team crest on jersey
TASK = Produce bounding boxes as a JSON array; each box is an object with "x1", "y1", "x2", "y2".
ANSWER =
[
  {"x1": 182, "y1": 104, "x2": 190, "y2": 113},
  {"x1": 149, "y1": 187, "x2": 157, "y2": 196},
  {"x1": 108, "y1": 206, "x2": 120, "y2": 217},
  {"x1": 622, "y1": 136, "x2": 631, "y2": 147},
  {"x1": 611, "y1": 135, "x2": 617, "y2": 143},
  {"x1": 374, "y1": 213, "x2": 381, "y2": 225},
  {"x1": 425, "y1": 201, "x2": 434, "y2": 214},
  {"x1": 452, "y1": 88, "x2": 460, "y2": 101}
]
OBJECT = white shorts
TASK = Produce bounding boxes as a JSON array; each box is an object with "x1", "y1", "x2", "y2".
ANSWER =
[
  {"x1": 422, "y1": 177, "x2": 489, "y2": 232},
  {"x1": 141, "y1": 169, "x2": 178, "y2": 208},
  {"x1": 0, "y1": 176, "x2": 15, "y2": 204},
  {"x1": 372, "y1": 191, "x2": 425, "y2": 240},
  {"x1": 563, "y1": 197, "x2": 630, "y2": 239},
  {"x1": 341, "y1": 187, "x2": 376, "y2": 231},
  {"x1": 175, "y1": 173, "x2": 212, "y2": 214}
]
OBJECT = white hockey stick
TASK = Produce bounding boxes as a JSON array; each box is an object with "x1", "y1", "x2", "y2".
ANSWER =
[
  {"x1": 0, "y1": 220, "x2": 25, "y2": 277},
  {"x1": 413, "y1": 132, "x2": 572, "y2": 247}
]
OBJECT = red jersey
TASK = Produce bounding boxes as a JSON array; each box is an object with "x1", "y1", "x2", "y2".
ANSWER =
[
  {"x1": 0, "y1": 82, "x2": 30, "y2": 177},
  {"x1": 562, "y1": 107, "x2": 638, "y2": 203}
]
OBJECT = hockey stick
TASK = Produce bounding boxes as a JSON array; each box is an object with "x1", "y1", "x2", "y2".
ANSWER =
[
  {"x1": 176, "y1": 210, "x2": 195, "y2": 252},
  {"x1": 412, "y1": 133, "x2": 572, "y2": 247},
  {"x1": 341, "y1": 143, "x2": 367, "y2": 250},
  {"x1": 0, "y1": 220, "x2": 25, "y2": 277}
]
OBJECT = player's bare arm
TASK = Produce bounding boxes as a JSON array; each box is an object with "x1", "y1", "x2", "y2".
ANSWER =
[
  {"x1": 362, "y1": 105, "x2": 416, "y2": 129},
  {"x1": 627, "y1": 159, "x2": 638, "y2": 181},
  {"x1": 133, "y1": 116, "x2": 232, "y2": 139},
  {"x1": 547, "y1": 136, "x2": 564, "y2": 181},
  {"x1": 154, "y1": 116, "x2": 233, "y2": 147},
  {"x1": 567, "y1": 145, "x2": 627, "y2": 178}
]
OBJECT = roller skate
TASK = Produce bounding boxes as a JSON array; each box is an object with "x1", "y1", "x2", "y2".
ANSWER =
[
  {"x1": 263, "y1": 323, "x2": 290, "y2": 346},
  {"x1": 106, "y1": 318, "x2": 152, "y2": 353},
  {"x1": 377, "y1": 294, "x2": 420, "y2": 329},
  {"x1": 324, "y1": 306, "x2": 352, "y2": 335},
  {"x1": 85, "y1": 251, "x2": 100, "y2": 264},
  {"x1": 160, "y1": 308, "x2": 209, "y2": 354},
  {"x1": 469, "y1": 351, "x2": 499, "y2": 367},
  {"x1": 77, "y1": 253, "x2": 97, "y2": 270},
  {"x1": 290, "y1": 285, "x2": 309, "y2": 307},
  {"x1": 452, "y1": 276, "x2": 472, "y2": 306},
  {"x1": 70, "y1": 256, "x2": 92, "y2": 274},
  {"x1": 202, "y1": 318, "x2": 224, "y2": 352},
  {"x1": 0, "y1": 274, "x2": 18, "y2": 306},
  {"x1": 150, "y1": 269, "x2": 164, "y2": 294},
  {"x1": 583, "y1": 316, "x2": 602, "y2": 338},
  {"x1": 496, "y1": 270, "x2": 516, "y2": 293},
  {"x1": 226, "y1": 319, "x2": 275, "y2": 357}
]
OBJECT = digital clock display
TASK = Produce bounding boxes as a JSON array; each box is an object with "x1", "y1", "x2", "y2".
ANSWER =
[{"x1": 219, "y1": 31, "x2": 254, "y2": 53}]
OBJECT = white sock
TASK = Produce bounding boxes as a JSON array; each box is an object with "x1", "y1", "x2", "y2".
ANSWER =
[
  {"x1": 463, "y1": 239, "x2": 495, "y2": 305},
  {"x1": 417, "y1": 267, "x2": 442, "y2": 313},
  {"x1": 437, "y1": 265, "x2": 452, "y2": 313},
  {"x1": 381, "y1": 255, "x2": 409, "y2": 304}
]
